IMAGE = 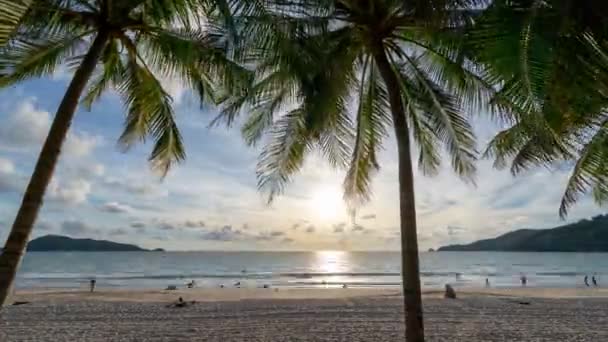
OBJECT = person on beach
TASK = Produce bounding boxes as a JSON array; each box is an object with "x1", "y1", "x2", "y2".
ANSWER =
[
  {"x1": 592, "y1": 274, "x2": 598, "y2": 287},
  {"x1": 584, "y1": 275, "x2": 590, "y2": 287},
  {"x1": 485, "y1": 278, "x2": 490, "y2": 288},
  {"x1": 520, "y1": 273, "x2": 527, "y2": 287},
  {"x1": 167, "y1": 297, "x2": 196, "y2": 308},
  {"x1": 90, "y1": 279, "x2": 96, "y2": 293},
  {"x1": 444, "y1": 284, "x2": 456, "y2": 299}
]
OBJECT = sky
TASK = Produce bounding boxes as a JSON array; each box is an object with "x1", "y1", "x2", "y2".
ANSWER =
[{"x1": 0, "y1": 74, "x2": 604, "y2": 251}]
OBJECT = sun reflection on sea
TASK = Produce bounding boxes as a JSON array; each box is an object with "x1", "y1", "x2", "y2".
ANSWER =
[{"x1": 314, "y1": 251, "x2": 352, "y2": 287}]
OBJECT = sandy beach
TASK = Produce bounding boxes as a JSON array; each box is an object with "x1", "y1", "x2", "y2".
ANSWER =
[{"x1": 2, "y1": 288, "x2": 608, "y2": 341}]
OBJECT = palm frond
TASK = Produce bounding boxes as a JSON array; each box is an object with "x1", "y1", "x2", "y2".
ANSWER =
[
  {"x1": 0, "y1": 0, "x2": 31, "y2": 46},
  {"x1": 138, "y1": 24, "x2": 251, "y2": 106},
  {"x1": 344, "y1": 57, "x2": 390, "y2": 208},
  {"x1": 560, "y1": 124, "x2": 608, "y2": 218},
  {"x1": 82, "y1": 38, "x2": 124, "y2": 109},
  {"x1": 116, "y1": 39, "x2": 185, "y2": 176},
  {"x1": 0, "y1": 29, "x2": 93, "y2": 86},
  {"x1": 256, "y1": 108, "x2": 310, "y2": 203},
  {"x1": 398, "y1": 53, "x2": 477, "y2": 181}
]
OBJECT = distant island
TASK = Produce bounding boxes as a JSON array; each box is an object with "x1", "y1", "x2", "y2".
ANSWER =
[
  {"x1": 438, "y1": 214, "x2": 608, "y2": 252},
  {"x1": 27, "y1": 235, "x2": 164, "y2": 252}
]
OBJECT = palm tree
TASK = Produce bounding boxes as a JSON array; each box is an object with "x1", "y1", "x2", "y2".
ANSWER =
[
  {"x1": 0, "y1": 0, "x2": 246, "y2": 307},
  {"x1": 215, "y1": 1, "x2": 495, "y2": 340},
  {"x1": 467, "y1": 0, "x2": 608, "y2": 217}
]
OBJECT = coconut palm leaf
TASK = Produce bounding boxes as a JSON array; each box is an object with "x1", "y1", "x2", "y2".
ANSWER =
[
  {"x1": 0, "y1": 0, "x2": 31, "y2": 46},
  {"x1": 469, "y1": 1, "x2": 608, "y2": 215},
  {"x1": 560, "y1": 121, "x2": 608, "y2": 217}
]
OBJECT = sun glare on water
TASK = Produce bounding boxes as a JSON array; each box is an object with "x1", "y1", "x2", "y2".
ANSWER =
[{"x1": 309, "y1": 186, "x2": 347, "y2": 222}]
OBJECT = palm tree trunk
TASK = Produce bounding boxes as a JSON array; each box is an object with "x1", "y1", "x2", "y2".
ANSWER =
[
  {"x1": 374, "y1": 49, "x2": 425, "y2": 341},
  {"x1": 0, "y1": 30, "x2": 109, "y2": 307}
]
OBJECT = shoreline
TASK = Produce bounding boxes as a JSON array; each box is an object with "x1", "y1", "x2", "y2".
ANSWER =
[{"x1": 9, "y1": 286, "x2": 608, "y2": 304}]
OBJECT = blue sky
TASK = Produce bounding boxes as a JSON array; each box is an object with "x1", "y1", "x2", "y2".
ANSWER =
[{"x1": 0, "y1": 75, "x2": 603, "y2": 251}]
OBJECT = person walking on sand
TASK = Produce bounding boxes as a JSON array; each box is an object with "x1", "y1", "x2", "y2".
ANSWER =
[
  {"x1": 90, "y1": 279, "x2": 96, "y2": 293},
  {"x1": 485, "y1": 278, "x2": 490, "y2": 288},
  {"x1": 592, "y1": 274, "x2": 598, "y2": 287},
  {"x1": 585, "y1": 275, "x2": 590, "y2": 287},
  {"x1": 520, "y1": 273, "x2": 527, "y2": 287}
]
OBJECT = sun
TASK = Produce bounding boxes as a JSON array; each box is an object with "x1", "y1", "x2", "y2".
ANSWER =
[{"x1": 309, "y1": 186, "x2": 347, "y2": 221}]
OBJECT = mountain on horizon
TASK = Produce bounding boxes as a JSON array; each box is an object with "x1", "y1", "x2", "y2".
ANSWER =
[
  {"x1": 438, "y1": 214, "x2": 608, "y2": 252},
  {"x1": 27, "y1": 235, "x2": 164, "y2": 252}
]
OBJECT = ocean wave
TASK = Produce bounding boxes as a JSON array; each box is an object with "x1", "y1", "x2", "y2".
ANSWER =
[
  {"x1": 19, "y1": 271, "x2": 592, "y2": 282},
  {"x1": 536, "y1": 272, "x2": 582, "y2": 277}
]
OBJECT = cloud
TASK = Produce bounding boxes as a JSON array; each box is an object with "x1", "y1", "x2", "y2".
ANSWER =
[
  {"x1": 184, "y1": 220, "x2": 206, "y2": 228},
  {"x1": 130, "y1": 222, "x2": 145, "y2": 228},
  {"x1": 159, "y1": 222, "x2": 177, "y2": 230},
  {"x1": 447, "y1": 226, "x2": 466, "y2": 236},
  {"x1": 48, "y1": 179, "x2": 92, "y2": 205},
  {"x1": 200, "y1": 225, "x2": 243, "y2": 241},
  {"x1": 63, "y1": 132, "x2": 102, "y2": 158},
  {"x1": 291, "y1": 223, "x2": 300, "y2": 230},
  {"x1": 103, "y1": 177, "x2": 168, "y2": 198},
  {"x1": 0, "y1": 99, "x2": 101, "y2": 157},
  {"x1": 254, "y1": 230, "x2": 286, "y2": 241},
  {"x1": 242, "y1": 223, "x2": 249, "y2": 230},
  {"x1": 360, "y1": 214, "x2": 376, "y2": 220},
  {"x1": 0, "y1": 158, "x2": 14, "y2": 174},
  {"x1": 305, "y1": 225, "x2": 315, "y2": 233},
  {"x1": 0, "y1": 157, "x2": 23, "y2": 193},
  {"x1": 353, "y1": 224, "x2": 366, "y2": 232},
  {"x1": 100, "y1": 202, "x2": 133, "y2": 213},
  {"x1": 0, "y1": 100, "x2": 51, "y2": 150},
  {"x1": 109, "y1": 228, "x2": 127, "y2": 236},
  {"x1": 61, "y1": 220, "x2": 93, "y2": 236},
  {"x1": 36, "y1": 221, "x2": 55, "y2": 231},
  {"x1": 333, "y1": 222, "x2": 346, "y2": 233},
  {"x1": 70, "y1": 163, "x2": 105, "y2": 179}
]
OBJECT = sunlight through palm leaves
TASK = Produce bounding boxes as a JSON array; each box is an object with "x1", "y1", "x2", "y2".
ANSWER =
[{"x1": 213, "y1": 1, "x2": 498, "y2": 340}]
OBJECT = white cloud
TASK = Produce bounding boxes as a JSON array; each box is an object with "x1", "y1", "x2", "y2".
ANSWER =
[
  {"x1": 0, "y1": 100, "x2": 50, "y2": 150},
  {"x1": 161, "y1": 76, "x2": 186, "y2": 105},
  {"x1": 48, "y1": 179, "x2": 92, "y2": 205},
  {"x1": 103, "y1": 177, "x2": 169, "y2": 198},
  {"x1": 100, "y1": 202, "x2": 133, "y2": 213},
  {"x1": 0, "y1": 158, "x2": 15, "y2": 174},
  {"x1": 0, "y1": 98, "x2": 101, "y2": 157},
  {"x1": 63, "y1": 132, "x2": 103, "y2": 158},
  {"x1": 0, "y1": 157, "x2": 24, "y2": 193}
]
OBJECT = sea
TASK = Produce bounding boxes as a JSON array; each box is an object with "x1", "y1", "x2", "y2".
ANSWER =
[{"x1": 15, "y1": 251, "x2": 607, "y2": 290}]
